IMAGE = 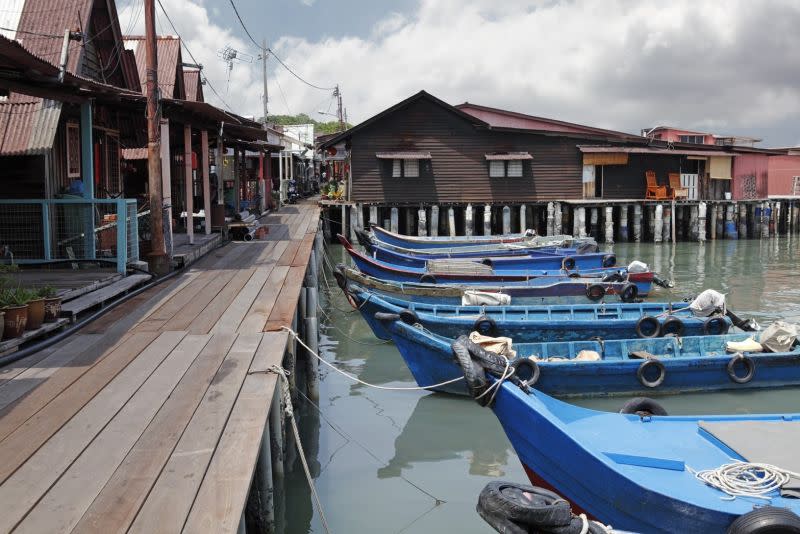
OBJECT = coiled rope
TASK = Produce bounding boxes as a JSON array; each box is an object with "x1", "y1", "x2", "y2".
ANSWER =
[
  {"x1": 690, "y1": 461, "x2": 800, "y2": 500},
  {"x1": 282, "y1": 327, "x2": 464, "y2": 391}
]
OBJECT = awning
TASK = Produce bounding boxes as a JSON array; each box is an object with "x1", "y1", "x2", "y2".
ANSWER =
[
  {"x1": 376, "y1": 151, "x2": 431, "y2": 159},
  {"x1": 709, "y1": 155, "x2": 732, "y2": 180},
  {"x1": 485, "y1": 152, "x2": 533, "y2": 161},
  {"x1": 583, "y1": 153, "x2": 628, "y2": 166},
  {"x1": 578, "y1": 145, "x2": 738, "y2": 158}
]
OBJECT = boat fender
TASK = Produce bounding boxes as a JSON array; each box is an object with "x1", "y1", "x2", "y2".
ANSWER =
[
  {"x1": 620, "y1": 282, "x2": 639, "y2": 303},
  {"x1": 727, "y1": 506, "x2": 800, "y2": 534},
  {"x1": 332, "y1": 268, "x2": 348, "y2": 290},
  {"x1": 727, "y1": 353, "x2": 755, "y2": 384},
  {"x1": 703, "y1": 316, "x2": 730, "y2": 335},
  {"x1": 477, "y1": 481, "x2": 572, "y2": 527},
  {"x1": 419, "y1": 274, "x2": 437, "y2": 284},
  {"x1": 602, "y1": 254, "x2": 617, "y2": 268},
  {"x1": 660, "y1": 316, "x2": 685, "y2": 337},
  {"x1": 635, "y1": 316, "x2": 661, "y2": 338},
  {"x1": 481, "y1": 258, "x2": 493, "y2": 268},
  {"x1": 373, "y1": 312, "x2": 400, "y2": 322},
  {"x1": 602, "y1": 272, "x2": 625, "y2": 283},
  {"x1": 637, "y1": 359, "x2": 666, "y2": 388},
  {"x1": 511, "y1": 358, "x2": 539, "y2": 387},
  {"x1": 345, "y1": 291, "x2": 359, "y2": 310},
  {"x1": 576, "y1": 241, "x2": 599, "y2": 254},
  {"x1": 568, "y1": 272, "x2": 581, "y2": 278},
  {"x1": 473, "y1": 315, "x2": 498, "y2": 337},
  {"x1": 586, "y1": 284, "x2": 606, "y2": 302},
  {"x1": 451, "y1": 336, "x2": 490, "y2": 405},
  {"x1": 399, "y1": 309, "x2": 419, "y2": 326},
  {"x1": 561, "y1": 256, "x2": 576, "y2": 271},
  {"x1": 619, "y1": 397, "x2": 668, "y2": 416}
]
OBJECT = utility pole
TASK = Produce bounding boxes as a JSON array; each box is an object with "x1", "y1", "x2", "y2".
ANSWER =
[
  {"x1": 144, "y1": 0, "x2": 168, "y2": 274},
  {"x1": 334, "y1": 85, "x2": 343, "y2": 131},
  {"x1": 261, "y1": 38, "x2": 269, "y2": 125}
]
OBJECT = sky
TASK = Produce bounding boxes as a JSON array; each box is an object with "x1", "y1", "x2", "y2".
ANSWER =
[{"x1": 119, "y1": 0, "x2": 800, "y2": 147}]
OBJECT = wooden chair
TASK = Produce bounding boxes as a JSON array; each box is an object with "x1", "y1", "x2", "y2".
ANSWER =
[
  {"x1": 668, "y1": 173, "x2": 689, "y2": 199},
  {"x1": 645, "y1": 171, "x2": 668, "y2": 200}
]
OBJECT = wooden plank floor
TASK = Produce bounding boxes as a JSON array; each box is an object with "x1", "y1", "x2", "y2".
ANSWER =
[{"x1": 0, "y1": 200, "x2": 320, "y2": 533}]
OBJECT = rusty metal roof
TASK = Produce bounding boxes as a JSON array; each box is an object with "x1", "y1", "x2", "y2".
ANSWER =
[
  {"x1": 124, "y1": 35, "x2": 183, "y2": 99},
  {"x1": 0, "y1": 98, "x2": 61, "y2": 155},
  {"x1": 577, "y1": 146, "x2": 739, "y2": 157},
  {"x1": 183, "y1": 69, "x2": 203, "y2": 102}
]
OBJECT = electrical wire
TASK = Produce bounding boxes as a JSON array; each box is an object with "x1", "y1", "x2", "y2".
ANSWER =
[
  {"x1": 0, "y1": 26, "x2": 62, "y2": 38},
  {"x1": 226, "y1": 0, "x2": 260, "y2": 49},
  {"x1": 268, "y1": 48, "x2": 336, "y2": 91},
  {"x1": 274, "y1": 72, "x2": 292, "y2": 115}
]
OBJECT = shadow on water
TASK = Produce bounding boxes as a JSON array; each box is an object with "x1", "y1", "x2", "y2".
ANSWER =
[{"x1": 280, "y1": 238, "x2": 800, "y2": 533}]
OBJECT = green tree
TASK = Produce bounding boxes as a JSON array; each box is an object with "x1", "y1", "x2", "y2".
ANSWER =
[{"x1": 263, "y1": 113, "x2": 353, "y2": 135}]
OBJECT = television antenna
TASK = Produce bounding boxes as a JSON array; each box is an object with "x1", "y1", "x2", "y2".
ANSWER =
[{"x1": 217, "y1": 45, "x2": 254, "y2": 93}]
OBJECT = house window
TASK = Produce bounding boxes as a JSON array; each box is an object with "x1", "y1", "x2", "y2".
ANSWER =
[
  {"x1": 489, "y1": 160, "x2": 505, "y2": 178},
  {"x1": 485, "y1": 152, "x2": 532, "y2": 177},
  {"x1": 390, "y1": 158, "x2": 421, "y2": 177},
  {"x1": 66, "y1": 122, "x2": 81, "y2": 178},
  {"x1": 392, "y1": 159, "x2": 402, "y2": 178},
  {"x1": 679, "y1": 135, "x2": 705, "y2": 144},
  {"x1": 507, "y1": 160, "x2": 523, "y2": 177}
]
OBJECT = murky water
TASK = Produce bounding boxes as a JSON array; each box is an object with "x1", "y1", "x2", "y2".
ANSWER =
[{"x1": 282, "y1": 238, "x2": 800, "y2": 533}]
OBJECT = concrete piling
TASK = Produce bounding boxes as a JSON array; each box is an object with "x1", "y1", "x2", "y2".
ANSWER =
[
  {"x1": 390, "y1": 207, "x2": 399, "y2": 233},
  {"x1": 633, "y1": 204, "x2": 642, "y2": 242},
  {"x1": 340, "y1": 204, "x2": 347, "y2": 238},
  {"x1": 519, "y1": 205, "x2": 527, "y2": 233},
  {"x1": 554, "y1": 202, "x2": 563, "y2": 235},
  {"x1": 465, "y1": 204, "x2": 474, "y2": 236},
  {"x1": 254, "y1": 423, "x2": 275, "y2": 532},
  {"x1": 502, "y1": 205, "x2": 511, "y2": 235},
  {"x1": 546, "y1": 202, "x2": 555, "y2": 236},
  {"x1": 369, "y1": 205, "x2": 378, "y2": 227},
  {"x1": 619, "y1": 205, "x2": 629, "y2": 241},
  {"x1": 269, "y1": 386, "x2": 284, "y2": 480},
  {"x1": 448, "y1": 207, "x2": 457, "y2": 237},
  {"x1": 356, "y1": 203, "x2": 364, "y2": 231},
  {"x1": 654, "y1": 204, "x2": 663, "y2": 243},
  {"x1": 716, "y1": 204, "x2": 724, "y2": 238},
  {"x1": 417, "y1": 208, "x2": 427, "y2": 236},
  {"x1": 725, "y1": 204, "x2": 738, "y2": 239},
  {"x1": 762, "y1": 202, "x2": 770, "y2": 238},
  {"x1": 698, "y1": 202, "x2": 707, "y2": 242},
  {"x1": 305, "y1": 286, "x2": 319, "y2": 402},
  {"x1": 590, "y1": 208, "x2": 598, "y2": 238},
  {"x1": 709, "y1": 204, "x2": 717, "y2": 240},
  {"x1": 578, "y1": 207, "x2": 587, "y2": 238},
  {"x1": 484, "y1": 205, "x2": 492, "y2": 235},
  {"x1": 739, "y1": 203, "x2": 748, "y2": 238},
  {"x1": 430, "y1": 205, "x2": 439, "y2": 236},
  {"x1": 662, "y1": 205, "x2": 672, "y2": 243},
  {"x1": 604, "y1": 206, "x2": 614, "y2": 244}
]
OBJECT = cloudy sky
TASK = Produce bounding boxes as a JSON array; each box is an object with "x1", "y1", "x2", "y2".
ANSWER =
[{"x1": 120, "y1": 0, "x2": 800, "y2": 147}]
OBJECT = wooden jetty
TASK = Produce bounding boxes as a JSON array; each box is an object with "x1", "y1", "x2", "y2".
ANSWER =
[{"x1": 0, "y1": 200, "x2": 321, "y2": 533}]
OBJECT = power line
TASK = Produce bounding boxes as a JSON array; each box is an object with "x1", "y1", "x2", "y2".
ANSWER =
[
  {"x1": 0, "y1": 26, "x2": 62, "y2": 38},
  {"x1": 227, "y1": 0, "x2": 260, "y2": 49},
  {"x1": 268, "y1": 48, "x2": 336, "y2": 91}
]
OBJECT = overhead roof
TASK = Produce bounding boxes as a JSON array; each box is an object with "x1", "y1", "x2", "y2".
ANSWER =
[
  {"x1": 183, "y1": 69, "x2": 203, "y2": 102},
  {"x1": 124, "y1": 35, "x2": 184, "y2": 99}
]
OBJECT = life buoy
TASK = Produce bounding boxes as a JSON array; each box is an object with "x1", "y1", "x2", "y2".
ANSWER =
[
  {"x1": 637, "y1": 359, "x2": 666, "y2": 388},
  {"x1": 620, "y1": 282, "x2": 638, "y2": 303},
  {"x1": 635, "y1": 316, "x2": 661, "y2": 338},
  {"x1": 399, "y1": 309, "x2": 419, "y2": 326},
  {"x1": 727, "y1": 354, "x2": 755, "y2": 384},
  {"x1": 703, "y1": 316, "x2": 729, "y2": 335},
  {"x1": 619, "y1": 397, "x2": 668, "y2": 416},
  {"x1": 602, "y1": 254, "x2": 617, "y2": 268},
  {"x1": 419, "y1": 274, "x2": 437, "y2": 284},
  {"x1": 511, "y1": 358, "x2": 540, "y2": 387},
  {"x1": 660, "y1": 316, "x2": 685, "y2": 337},
  {"x1": 586, "y1": 284, "x2": 606, "y2": 302},
  {"x1": 473, "y1": 315, "x2": 498, "y2": 337},
  {"x1": 561, "y1": 256, "x2": 576, "y2": 271},
  {"x1": 727, "y1": 506, "x2": 800, "y2": 534}
]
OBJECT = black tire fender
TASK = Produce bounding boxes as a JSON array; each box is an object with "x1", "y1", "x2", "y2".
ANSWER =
[
  {"x1": 635, "y1": 316, "x2": 661, "y2": 338},
  {"x1": 399, "y1": 309, "x2": 419, "y2": 326},
  {"x1": 619, "y1": 397, "x2": 668, "y2": 416},
  {"x1": 561, "y1": 256, "x2": 576, "y2": 271},
  {"x1": 481, "y1": 258, "x2": 494, "y2": 268},
  {"x1": 661, "y1": 316, "x2": 685, "y2": 337},
  {"x1": 477, "y1": 481, "x2": 572, "y2": 527},
  {"x1": 602, "y1": 272, "x2": 625, "y2": 283},
  {"x1": 704, "y1": 316, "x2": 730, "y2": 335},
  {"x1": 332, "y1": 268, "x2": 347, "y2": 290},
  {"x1": 620, "y1": 282, "x2": 638, "y2": 302},
  {"x1": 451, "y1": 336, "x2": 489, "y2": 405},
  {"x1": 586, "y1": 283, "x2": 605, "y2": 302},
  {"x1": 727, "y1": 506, "x2": 800, "y2": 534},
  {"x1": 419, "y1": 274, "x2": 437, "y2": 284},
  {"x1": 373, "y1": 312, "x2": 400, "y2": 322},
  {"x1": 602, "y1": 253, "x2": 617, "y2": 268},
  {"x1": 727, "y1": 354, "x2": 755, "y2": 384},
  {"x1": 473, "y1": 315, "x2": 498, "y2": 337},
  {"x1": 511, "y1": 358, "x2": 540, "y2": 387},
  {"x1": 637, "y1": 359, "x2": 666, "y2": 388}
]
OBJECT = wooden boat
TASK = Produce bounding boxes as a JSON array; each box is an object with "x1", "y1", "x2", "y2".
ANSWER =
[
  {"x1": 339, "y1": 235, "x2": 655, "y2": 296},
  {"x1": 487, "y1": 383, "x2": 800, "y2": 532},
  {"x1": 369, "y1": 224, "x2": 595, "y2": 250},
  {"x1": 376, "y1": 315, "x2": 796, "y2": 397},
  {"x1": 349, "y1": 286, "x2": 730, "y2": 341},
  {"x1": 353, "y1": 237, "x2": 617, "y2": 271},
  {"x1": 335, "y1": 265, "x2": 642, "y2": 303}
]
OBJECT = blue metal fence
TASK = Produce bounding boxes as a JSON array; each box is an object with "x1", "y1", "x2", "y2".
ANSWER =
[{"x1": 0, "y1": 198, "x2": 139, "y2": 273}]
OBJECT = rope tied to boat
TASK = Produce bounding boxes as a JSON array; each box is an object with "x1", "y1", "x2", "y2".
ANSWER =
[
  {"x1": 282, "y1": 327, "x2": 465, "y2": 391},
  {"x1": 689, "y1": 461, "x2": 800, "y2": 500}
]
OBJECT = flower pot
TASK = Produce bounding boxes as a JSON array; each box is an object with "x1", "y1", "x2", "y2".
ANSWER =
[
  {"x1": 2, "y1": 304, "x2": 28, "y2": 339},
  {"x1": 26, "y1": 298, "x2": 46, "y2": 330},
  {"x1": 44, "y1": 297, "x2": 62, "y2": 323}
]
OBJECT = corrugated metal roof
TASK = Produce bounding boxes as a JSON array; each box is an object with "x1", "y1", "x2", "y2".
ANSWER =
[
  {"x1": 124, "y1": 35, "x2": 183, "y2": 98},
  {"x1": 121, "y1": 147, "x2": 147, "y2": 160},
  {"x1": 578, "y1": 146, "x2": 739, "y2": 157},
  {"x1": 0, "y1": 98, "x2": 61, "y2": 155},
  {"x1": 183, "y1": 70, "x2": 203, "y2": 102}
]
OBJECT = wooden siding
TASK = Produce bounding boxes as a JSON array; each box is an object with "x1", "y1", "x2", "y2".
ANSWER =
[
  {"x1": 349, "y1": 98, "x2": 584, "y2": 204},
  {"x1": 601, "y1": 154, "x2": 680, "y2": 199}
]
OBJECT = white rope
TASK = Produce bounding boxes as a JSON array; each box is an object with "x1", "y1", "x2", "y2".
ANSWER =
[
  {"x1": 577, "y1": 513, "x2": 614, "y2": 534},
  {"x1": 282, "y1": 327, "x2": 464, "y2": 391},
  {"x1": 690, "y1": 461, "x2": 800, "y2": 500},
  {"x1": 473, "y1": 355, "x2": 514, "y2": 406},
  {"x1": 316, "y1": 303, "x2": 391, "y2": 346},
  {"x1": 268, "y1": 365, "x2": 332, "y2": 534}
]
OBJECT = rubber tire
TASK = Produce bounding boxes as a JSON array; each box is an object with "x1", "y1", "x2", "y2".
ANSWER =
[
  {"x1": 451, "y1": 336, "x2": 490, "y2": 404},
  {"x1": 333, "y1": 269, "x2": 347, "y2": 290},
  {"x1": 475, "y1": 504, "x2": 528, "y2": 534},
  {"x1": 511, "y1": 358, "x2": 540, "y2": 386},
  {"x1": 561, "y1": 256, "x2": 576, "y2": 271},
  {"x1": 635, "y1": 316, "x2": 661, "y2": 338},
  {"x1": 727, "y1": 355, "x2": 755, "y2": 384},
  {"x1": 704, "y1": 316, "x2": 730, "y2": 335},
  {"x1": 661, "y1": 316, "x2": 685, "y2": 337},
  {"x1": 373, "y1": 312, "x2": 400, "y2": 322},
  {"x1": 576, "y1": 242, "x2": 599, "y2": 254},
  {"x1": 477, "y1": 481, "x2": 572, "y2": 527},
  {"x1": 473, "y1": 315, "x2": 498, "y2": 337},
  {"x1": 727, "y1": 506, "x2": 800, "y2": 534},
  {"x1": 620, "y1": 282, "x2": 638, "y2": 303},
  {"x1": 602, "y1": 254, "x2": 617, "y2": 268},
  {"x1": 399, "y1": 309, "x2": 419, "y2": 326},
  {"x1": 568, "y1": 272, "x2": 581, "y2": 278},
  {"x1": 637, "y1": 359, "x2": 666, "y2": 388},
  {"x1": 586, "y1": 284, "x2": 606, "y2": 302},
  {"x1": 419, "y1": 274, "x2": 437, "y2": 284},
  {"x1": 619, "y1": 397, "x2": 668, "y2": 416},
  {"x1": 481, "y1": 258, "x2": 494, "y2": 268},
  {"x1": 602, "y1": 272, "x2": 625, "y2": 283}
]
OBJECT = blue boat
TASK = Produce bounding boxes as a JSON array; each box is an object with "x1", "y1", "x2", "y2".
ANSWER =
[
  {"x1": 352, "y1": 237, "x2": 616, "y2": 271},
  {"x1": 369, "y1": 224, "x2": 543, "y2": 249},
  {"x1": 488, "y1": 383, "x2": 800, "y2": 532},
  {"x1": 335, "y1": 265, "x2": 642, "y2": 303},
  {"x1": 349, "y1": 286, "x2": 730, "y2": 341},
  {"x1": 340, "y1": 235, "x2": 655, "y2": 296},
  {"x1": 376, "y1": 315, "x2": 795, "y2": 397}
]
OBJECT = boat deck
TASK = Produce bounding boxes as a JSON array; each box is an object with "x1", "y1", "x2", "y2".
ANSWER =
[{"x1": 0, "y1": 200, "x2": 320, "y2": 533}]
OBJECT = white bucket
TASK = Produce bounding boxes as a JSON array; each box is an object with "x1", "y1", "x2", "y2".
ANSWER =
[{"x1": 724, "y1": 192, "x2": 732, "y2": 200}]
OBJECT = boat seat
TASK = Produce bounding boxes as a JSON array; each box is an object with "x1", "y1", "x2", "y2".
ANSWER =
[{"x1": 426, "y1": 259, "x2": 494, "y2": 275}]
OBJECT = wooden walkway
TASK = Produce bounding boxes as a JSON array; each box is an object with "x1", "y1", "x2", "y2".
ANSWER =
[{"x1": 0, "y1": 200, "x2": 320, "y2": 534}]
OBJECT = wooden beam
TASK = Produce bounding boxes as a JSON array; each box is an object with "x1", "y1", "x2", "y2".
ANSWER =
[
  {"x1": 201, "y1": 130, "x2": 211, "y2": 234},
  {"x1": 184, "y1": 124, "x2": 194, "y2": 245}
]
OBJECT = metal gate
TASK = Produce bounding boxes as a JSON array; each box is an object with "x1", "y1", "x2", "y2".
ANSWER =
[{"x1": 680, "y1": 173, "x2": 698, "y2": 200}]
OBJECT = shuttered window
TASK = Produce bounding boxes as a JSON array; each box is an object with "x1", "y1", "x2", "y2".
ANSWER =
[
  {"x1": 66, "y1": 122, "x2": 81, "y2": 178},
  {"x1": 392, "y1": 159, "x2": 402, "y2": 178},
  {"x1": 404, "y1": 159, "x2": 419, "y2": 178},
  {"x1": 507, "y1": 160, "x2": 523, "y2": 177},
  {"x1": 489, "y1": 160, "x2": 505, "y2": 178}
]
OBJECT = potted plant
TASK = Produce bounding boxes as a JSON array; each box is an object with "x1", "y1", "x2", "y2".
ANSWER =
[
  {"x1": 1, "y1": 287, "x2": 29, "y2": 340},
  {"x1": 38, "y1": 286, "x2": 61, "y2": 323},
  {"x1": 25, "y1": 287, "x2": 46, "y2": 330}
]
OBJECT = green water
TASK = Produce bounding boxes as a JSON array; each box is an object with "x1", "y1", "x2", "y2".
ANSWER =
[{"x1": 282, "y1": 238, "x2": 800, "y2": 533}]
